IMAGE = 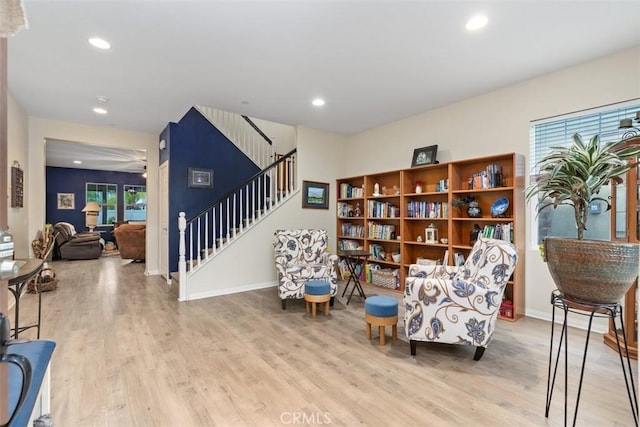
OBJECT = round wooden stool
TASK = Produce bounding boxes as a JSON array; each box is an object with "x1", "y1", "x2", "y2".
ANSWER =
[
  {"x1": 365, "y1": 296, "x2": 398, "y2": 345},
  {"x1": 304, "y1": 280, "x2": 331, "y2": 318}
]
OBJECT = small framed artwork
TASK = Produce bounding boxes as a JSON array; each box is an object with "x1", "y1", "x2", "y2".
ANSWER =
[
  {"x1": 302, "y1": 180, "x2": 330, "y2": 209},
  {"x1": 411, "y1": 144, "x2": 438, "y2": 167},
  {"x1": 57, "y1": 193, "x2": 75, "y2": 209},
  {"x1": 188, "y1": 167, "x2": 214, "y2": 189}
]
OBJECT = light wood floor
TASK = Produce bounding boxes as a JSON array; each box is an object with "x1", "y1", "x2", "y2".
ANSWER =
[{"x1": 11, "y1": 256, "x2": 638, "y2": 426}]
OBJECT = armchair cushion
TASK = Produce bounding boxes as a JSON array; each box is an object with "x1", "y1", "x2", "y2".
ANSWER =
[
  {"x1": 404, "y1": 237, "x2": 518, "y2": 356},
  {"x1": 273, "y1": 229, "x2": 338, "y2": 304}
]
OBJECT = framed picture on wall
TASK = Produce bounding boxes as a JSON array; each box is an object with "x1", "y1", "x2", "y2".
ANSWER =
[
  {"x1": 57, "y1": 193, "x2": 75, "y2": 209},
  {"x1": 302, "y1": 180, "x2": 329, "y2": 209},
  {"x1": 188, "y1": 167, "x2": 214, "y2": 189}
]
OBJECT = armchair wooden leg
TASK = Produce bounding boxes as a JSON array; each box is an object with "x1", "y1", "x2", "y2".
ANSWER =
[
  {"x1": 281, "y1": 300, "x2": 286, "y2": 310},
  {"x1": 473, "y1": 346, "x2": 486, "y2": 361},
  {"x1": 410, "y1": 340, "x2": 417, "y2": 356}
]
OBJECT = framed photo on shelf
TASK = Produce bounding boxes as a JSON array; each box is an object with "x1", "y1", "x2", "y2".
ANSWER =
[
  {"x1": 411, "y1": 144, "x2": 438, "y2": 167},
  {"x1": 188, "y1": 167, "x2": 214, "y2": 189},
  {"x1": 57, "y1": 193, "x2": 75, "y2": 209},
  {"x1": 302, "y1": 180, "x2": 329, "y2": 209}
]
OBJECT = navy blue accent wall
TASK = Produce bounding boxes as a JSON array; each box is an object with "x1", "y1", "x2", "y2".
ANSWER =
[
  {"x1": 167, "y1": 107, "x2": 261, "y2": 270},
  {"x1": 46, "y1": 167, "x2": 146, "y2": 242}
]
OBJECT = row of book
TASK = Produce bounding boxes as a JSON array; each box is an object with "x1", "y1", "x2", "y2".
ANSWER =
[
  {"x1": 339, "y1": 183, "x2": 364, "y2": 199},
  {"x1": 338, "y1": 239, "x2": 361, "y2": 252},
  {"x1": 368, "y1": 244, "x2": 387, "y2": 261},
  {"x1": 341, "y1": 223, "x2": 364, "y2": 238},
  {"x1": 367, "y1": 200, "x2": 400, "y2": 218},
  {"x1": 480, "y1": 223, "x2": 513, "y2": 242},
  {"x1": 469, "y1": 163, "x2": 504, "y2": 189},
  {"x1": 367, "y1": 222, "x2": 396, "y2": 240},
  {"x1": 406, "y1": 201, "x2": 448, "y2": 218}
]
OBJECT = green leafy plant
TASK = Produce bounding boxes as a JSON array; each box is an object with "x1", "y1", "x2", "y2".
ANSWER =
[{"x1": 525, "y1": 133, "x2": 640, "y2": 240}]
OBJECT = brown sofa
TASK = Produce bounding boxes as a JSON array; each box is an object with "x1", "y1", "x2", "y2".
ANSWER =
[
  {"x1": 53, "y1": 222, "x2": 103, "y2": 260},
  {"x1": 114, "y1": 223, "x2": 146, "y2": 261}
]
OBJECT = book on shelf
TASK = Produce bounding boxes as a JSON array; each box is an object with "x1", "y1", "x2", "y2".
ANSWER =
[
  {"x1": 340, "y1": 183, "x2": 364, "y2": 199},
  {"x1": 481, "y1": 223, "x2": 513, "y2": 242},
  {"x1": 454, "y1": 252, "x2": 465, "y2": 267},
  {"x1": 442, "y1": 249, "x2": 449, "y2": 266},
  {"x1": 407, "y1": 201, "x2": 447, "y2": 218},
  {"x1": 367, "y1": 222, "x2": 395, "y2": 240},
  {"x1": 338, "y1": 239, "x2": 360, "y2": 252}
]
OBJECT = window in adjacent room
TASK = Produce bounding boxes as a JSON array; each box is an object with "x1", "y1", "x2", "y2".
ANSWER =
[
  {"x1": 124, "y1": 184, "x2": 147, "y2": 221},
  {"x1": 529, "y1": 100, "x2": 639, "y2": 246},
  {"x1": 86, "y1": 183, "x2": 118, "y2": 225}
]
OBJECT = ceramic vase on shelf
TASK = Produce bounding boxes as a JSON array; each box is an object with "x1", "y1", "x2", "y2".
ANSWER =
[
  {"x1": 466, "y1": 201, "x2": 482, "y2": 218},
  {"x1": 415, "y1": 181, "x2": 422, "y2": 194}
]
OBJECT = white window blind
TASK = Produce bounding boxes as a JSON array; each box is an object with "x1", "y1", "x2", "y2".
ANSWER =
[
  {"x1": 529, "y1": 101, "x2": 640, "y2": 244},
  {"x1": 531, "y1": 102, "x2": 640, "y2": 170}
]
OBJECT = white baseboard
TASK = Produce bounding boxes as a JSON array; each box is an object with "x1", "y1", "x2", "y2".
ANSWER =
[
  {"x1": 526, "y1": 309, "x2": 608, "y2": 334},
  {"x1": 186, "y1": 281, "x2": 277, "y2": 301}
]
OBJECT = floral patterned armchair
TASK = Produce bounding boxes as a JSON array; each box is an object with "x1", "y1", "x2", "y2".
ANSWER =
[
  {"x1": 273, "y1": 229, "x2": 339, "y2": 309},
  {"x1": 404, "y1": 237, "x2": 518, "y2": 360}
]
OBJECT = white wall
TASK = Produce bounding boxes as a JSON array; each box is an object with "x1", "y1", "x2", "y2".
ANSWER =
[
  {"x1": 27, "y1": 118, "x2": 161, "y2": 275},
  {"x1": 7, "y1": 92, "x2": 29, "y2": 258},
  {"x1": 343, "y1": 47, "x2": 640, "y2": 330}
]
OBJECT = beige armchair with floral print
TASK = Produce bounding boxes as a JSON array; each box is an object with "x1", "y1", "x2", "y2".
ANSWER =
[
  {"x1": 273, "y1": 229, "x2": 339, "y2": 309},
  {"x1": 403, "y1": 237, "x2": 518, "y2": 360}
]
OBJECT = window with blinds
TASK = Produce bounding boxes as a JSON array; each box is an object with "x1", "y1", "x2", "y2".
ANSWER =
[{"x1": 529, "y1": 101, "x2": 640, "y2": 244}]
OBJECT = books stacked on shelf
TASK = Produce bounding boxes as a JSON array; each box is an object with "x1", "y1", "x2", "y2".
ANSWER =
[
  {"x1": 436, "y1": 179, "x2": 449, "y2": 192},
  {"x1": 407, "y1": 201, "x2": 448, "y2": 218},
  {"x1": 338, "y1": 239, "x2": 360, "y2": 252},
  {"x1": 481, "y1": 223, "x2": 513, "y2": 242},
  {"x1": 341, "y1": 223, "x2": 364, "y2": 238},
  {"x1": 368, "y1": 244, "x2": 386, "y2": 261},
  {"x1": 339, "y1": 183, "x2": 364, "y2": 199},
  {"x1": 469, "y1": 163, "x2": 504, "y2": 189},
  {"x1": 367, "y1": 222, "x2": 395, "y2": 240},
  {"x1": 337, "y1": 202, "x2": 353, "y2": 218},
  {"x1": 367, "y1": 200, "x2": 400, "y2": 218}
]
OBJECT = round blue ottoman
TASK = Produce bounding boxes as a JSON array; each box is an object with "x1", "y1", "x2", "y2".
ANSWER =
[
  {"x1": 365, "y1": 296, "x2": 398, "y2": 345},
  {"x1": 304, "y1": 280, "x2": 331, "y2": 318}
]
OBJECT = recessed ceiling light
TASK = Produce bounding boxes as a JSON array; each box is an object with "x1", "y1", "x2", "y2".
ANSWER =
[
  {"x1": 93, "y1": 107, "x2": 108, "y2": 115},
  {"x1": 89, "y1": 37, "x2": 111, "y2": 49},
  {"x1": 73, "y1": 160, "x2": 82, "y2": 164},
  {"x1": 312, "y1": 98, "x2": 325, "y2": 107},
  {"x1": 466, "y1": 14, "x2": 488, "y2": 31}
]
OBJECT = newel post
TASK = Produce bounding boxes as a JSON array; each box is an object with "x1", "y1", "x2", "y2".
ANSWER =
[{"x1": 178, "y1": 212, "x2": 187, "y2": 301}]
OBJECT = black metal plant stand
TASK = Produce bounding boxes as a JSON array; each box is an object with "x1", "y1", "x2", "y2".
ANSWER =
[
  {"x1": 545, "y1": 290, "x2": 638, "y2": 426},
  {"x1": 340, "y1": 250, "x2": 369, "y2": 305}
]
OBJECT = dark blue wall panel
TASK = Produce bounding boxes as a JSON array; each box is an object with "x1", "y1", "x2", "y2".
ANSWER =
[
  {"x1": 167, "y1": 107, "x2": 261, "y2": 270},
  {"x1": 46, "y1": 167, "x2": 146, "y2": 242}
]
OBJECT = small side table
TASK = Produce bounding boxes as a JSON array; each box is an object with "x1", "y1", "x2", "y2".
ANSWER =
[
  {"x1": 8, "y1": 259, "x2": 44, "y2": 339},
  {"x1": 545, "y1": 290, "x2": 638, "y2": 426},
  {"x1": 340, "y1": 250, "x2": 370, "y2": 305}
]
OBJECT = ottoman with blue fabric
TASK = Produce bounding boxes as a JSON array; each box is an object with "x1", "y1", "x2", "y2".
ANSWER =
[
  {"x1": 365, "y1": 296, "x2": 398, "y2": 345},
  {"x1": 304, "y1": 280, "x2": 331, "y2": 318}
]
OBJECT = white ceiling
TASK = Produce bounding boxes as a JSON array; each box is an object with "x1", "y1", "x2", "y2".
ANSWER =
[{"x1": 8, "y1": 1, "x2": 640, "y2": 169}]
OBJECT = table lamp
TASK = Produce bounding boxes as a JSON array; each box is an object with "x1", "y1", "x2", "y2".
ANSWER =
[{"x1": 82, "y1": 202, "x2": 101, "y2": 232}]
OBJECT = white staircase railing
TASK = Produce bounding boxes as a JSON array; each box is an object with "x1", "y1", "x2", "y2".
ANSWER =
[
  {"x1": 195, "y1": 105, "x2": 275, "y2": 169},
  {"x1": 177, "y1": 149, "x2": 297, "y2": 301}
]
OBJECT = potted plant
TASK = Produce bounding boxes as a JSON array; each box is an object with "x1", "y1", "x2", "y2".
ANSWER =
[{"x1": 525, "y1": 133, "x2": 640, "y2": 303}]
